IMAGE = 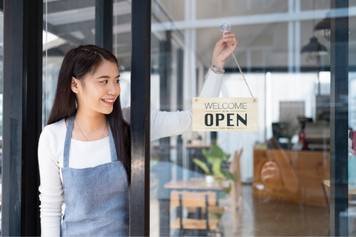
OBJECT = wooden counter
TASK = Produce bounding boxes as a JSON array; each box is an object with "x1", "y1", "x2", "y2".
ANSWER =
[{"x1": 253, "y1": 148, "x2": 330, "y2": 207}]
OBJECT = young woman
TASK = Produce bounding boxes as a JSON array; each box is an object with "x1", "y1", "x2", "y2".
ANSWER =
[{"x1": 38, "y1": 32, "x2": 237, "y2": 236}]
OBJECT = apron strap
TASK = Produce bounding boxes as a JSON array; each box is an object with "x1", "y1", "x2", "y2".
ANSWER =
[
  {"x1": 63, "y1": 116, "x2": 75, "y2": 168},
  {"x1": 108, "y1": 127, "x2": 118, "y2": 162}
]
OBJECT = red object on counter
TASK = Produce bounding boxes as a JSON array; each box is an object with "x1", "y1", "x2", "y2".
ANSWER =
[{"x1": 299, "y1": 129, "x2": 308, "y2": 150}]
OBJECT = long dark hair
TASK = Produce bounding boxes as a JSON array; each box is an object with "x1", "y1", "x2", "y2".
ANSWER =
[{"x1": 47, "y1": 45, "x2": 131, "y2": 180}]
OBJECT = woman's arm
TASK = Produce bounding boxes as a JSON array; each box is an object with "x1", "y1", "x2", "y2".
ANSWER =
[
  {"x1": 121, "y1": 69, "x2": 224, "y2": 141},
  {"x1": 150, "y1": 69, "x2": 223, "y2": 141},
  {"x1": 38, "y1": 127, "x2": 64, "y2": 237},
  {"x1": 150, "y1": 32, "x2": 238, "y2": 140},
  {"x1": 199, "y1": 69, "x2": 224, "y2": 97},
  {"x1": 122, "y1": 33, "x2": 238, "y2": 140}
]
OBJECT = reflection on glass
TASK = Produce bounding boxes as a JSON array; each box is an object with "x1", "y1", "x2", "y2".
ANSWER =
[
  {"x1": 196, "y1": 0, "x2": 288, "y2": 19},
  {"x1": 0, "y1": 10, "x2": 3, "y2": 234},
  {"x1": 349, "y1": 14, "x2": 356, "y2": 236},
  {"x1": 43, "y1": 0, "x2": 95, "y2": 125},
  {"x1": 41, "y1": 1, "x2": 95, "y2": 235},
  {"x1": 150, "y1": 0, "x2": 334, "y2": 236}
]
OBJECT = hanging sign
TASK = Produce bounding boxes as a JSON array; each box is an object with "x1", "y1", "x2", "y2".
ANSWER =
[
  {"x1": 192, "y1": 97, "x2": 258, "y2": 131},
  {"x1": 192, "y1": 27, "x2": 258, "y2": 131}
]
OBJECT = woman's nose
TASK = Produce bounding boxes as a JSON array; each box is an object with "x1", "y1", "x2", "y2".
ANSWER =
[{"x1": 108, "y1": 81, "x2": 120, "y2": 95}]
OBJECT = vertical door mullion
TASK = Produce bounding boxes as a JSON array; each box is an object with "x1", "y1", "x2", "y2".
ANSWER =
[
  {"x1": 95, "y1": 0, "x2": 113, "y2": 51},
  {"x1": 130, "y1": 0, "x2": 151, "y2": 236},
  {"x1": 2, "y1": 0, "x2": 42, "y2": 235},
  {"x1": 330, "y1": 0, "x2": 349, "y2": 235}
]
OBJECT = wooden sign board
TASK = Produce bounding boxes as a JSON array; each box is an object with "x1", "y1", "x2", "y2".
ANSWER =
[{"x1": 192, "y1": 97, "x2": 258, "y2": 131}]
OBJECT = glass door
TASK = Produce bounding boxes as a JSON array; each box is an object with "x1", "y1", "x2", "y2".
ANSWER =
[{"x1": 148, "y1": 0, "x2": 345, "y2": 236}]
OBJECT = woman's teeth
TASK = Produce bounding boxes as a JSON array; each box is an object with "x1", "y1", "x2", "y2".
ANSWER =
[{"x1": 102, "y1": 99, "x2": 115, "y2": 104}]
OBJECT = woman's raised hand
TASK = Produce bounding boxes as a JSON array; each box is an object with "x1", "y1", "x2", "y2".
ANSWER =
[{"x1": 211, "y1": 32, "x2": 239, "y2": 69}]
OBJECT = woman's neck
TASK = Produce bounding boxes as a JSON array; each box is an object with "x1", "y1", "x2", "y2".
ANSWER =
[{"x1": 74, "y1": 108, "x2": 108, "y2": 139}]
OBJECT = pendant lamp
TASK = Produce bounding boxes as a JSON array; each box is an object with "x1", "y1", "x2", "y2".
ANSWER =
[{"x1": 301, "y1": 36, "x2": 327, "y2": 55}]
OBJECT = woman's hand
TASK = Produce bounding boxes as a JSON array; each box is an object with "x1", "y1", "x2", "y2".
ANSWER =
[{"x1": 211, "y1": 32, "x2": 238, "y2": 69}]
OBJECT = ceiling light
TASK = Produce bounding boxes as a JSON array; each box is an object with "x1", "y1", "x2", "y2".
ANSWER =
[{"x1": 301, "y1": 36, "x2": 328, "y2": 55}]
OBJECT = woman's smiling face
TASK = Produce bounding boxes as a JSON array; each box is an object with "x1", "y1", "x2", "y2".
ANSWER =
[{"x1": 72, "y1": 59, "x2": 121, "y2": 115}]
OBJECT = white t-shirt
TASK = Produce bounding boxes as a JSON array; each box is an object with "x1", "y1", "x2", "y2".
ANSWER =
[{"x1": 38, "y1": 69, "x2": 223, "y2": 237}]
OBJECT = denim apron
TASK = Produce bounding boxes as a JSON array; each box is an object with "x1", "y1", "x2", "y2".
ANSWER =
[{"x1": 60, "y1": 116, "x2": 129, "y2": 237}]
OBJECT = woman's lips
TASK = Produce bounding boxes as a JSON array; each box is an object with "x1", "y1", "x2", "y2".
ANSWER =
[{"x1": 101, "y1": 98, "x2": 115, "y2": 106}]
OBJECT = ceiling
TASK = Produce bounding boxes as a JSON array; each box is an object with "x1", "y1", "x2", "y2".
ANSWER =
[{"x1": 42, "y1": 0, "x2": 356, "y2": 71}]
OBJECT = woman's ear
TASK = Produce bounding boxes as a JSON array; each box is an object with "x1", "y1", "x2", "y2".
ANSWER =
[{"x1": 71, "y1": 77, "x2": 79, "y2": 94}]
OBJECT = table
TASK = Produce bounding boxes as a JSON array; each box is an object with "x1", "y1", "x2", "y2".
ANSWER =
[{"x1": 164, "y1": 177, "x2": 230, "y2": 192}]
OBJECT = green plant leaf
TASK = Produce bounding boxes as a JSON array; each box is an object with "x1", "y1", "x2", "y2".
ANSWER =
[
  {"x1": 193, "y1": 158, "x2": 211, "y2": 175},
  {"x1": 202, "y1": 149, "x2": 209, "y2": 158},
  {"x1": 212, "y1": 159, "x2": 224, "y2": 178},
  {"x1": 210, "y1": 144, "x2": 225, "y2": 157},
  {"x1": 203, "y1": 144, "x2": 230, "y2": 161},
  {"x1": 206, "y1": 156, "x2": 218, "y2": 165}
]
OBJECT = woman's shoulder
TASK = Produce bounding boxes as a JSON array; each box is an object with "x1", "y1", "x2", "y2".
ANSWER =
[
  {"x1": 41, "y1": 119, "x2": 66, "y2": 135},
  {"x1": 39, "y1": 118, "x2": 66, "y2": 145},
  {"x1": 38, "y1": 119, "x2": 66, "y2": 160}
]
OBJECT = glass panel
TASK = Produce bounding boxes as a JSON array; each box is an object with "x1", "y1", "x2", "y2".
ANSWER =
[
  {"x1": 0, "y1": 9, "x2": 3, "y2": 234},
  {"x1": 42, "y1": 0, "x2": 95, "y2": 125},
  {"x1": 197, "y1": 23, "x2": 288, "y2": 68},
  {"x1": 154, "y1": 0, "x2": 184, "y2": 21},
  {"x1": 41, "y1": 3, "x2": 96, "y2": 234},
  {"x1": 113, "y1": 0, "x2": 131, "y2": 109},
  {"x1": 349, "y1": 15, "x2": 356, "y2": 236},
  {"x1": 151, "y1": 0, "x2": 332, "y2": 236},
  {"x1": 300, "y1": 20, "x2": 330, "y2": 68},
  {"x1": 196, "y1": 0, "x2": 288, "y2": 19},
  {"x1": 300, "y1": 0, "x2": 330, "y2": 11}
]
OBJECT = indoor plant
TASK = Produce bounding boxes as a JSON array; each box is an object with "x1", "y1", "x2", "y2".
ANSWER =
[{"x1": 193, "y1": 144, "x2": 235, "y2": 183}]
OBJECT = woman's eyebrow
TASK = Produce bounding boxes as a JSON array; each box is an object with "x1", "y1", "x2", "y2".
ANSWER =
[{"x1": 96, "y1": 74, "x2": 120, "y2": 79}]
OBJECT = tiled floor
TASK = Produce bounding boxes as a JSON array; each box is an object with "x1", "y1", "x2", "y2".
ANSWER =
[
  {"x1": 150, "y1": 184, "x2": 329, "y2": 236},
  {"x1": 221, "y1": 185, "x2": 329, "y2": 237}
]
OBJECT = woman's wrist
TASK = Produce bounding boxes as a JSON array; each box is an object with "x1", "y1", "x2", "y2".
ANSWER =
[
  {"x1": 210, "y1": 63, "x2": 225, "y2": 74},
  {"x1": 212, "y1": 59, "x2": 224, "y2": 68}
]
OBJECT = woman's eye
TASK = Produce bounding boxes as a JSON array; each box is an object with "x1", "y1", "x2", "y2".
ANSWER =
[
  {"x1": 116, "y1": 79, "x2": 120, "y2": 84},
  {"x1": 99, "y1": 80, "x2": 108, "y2": 84}
]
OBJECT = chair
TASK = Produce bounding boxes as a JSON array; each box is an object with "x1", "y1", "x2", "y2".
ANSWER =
[
  {"x1": 321, "y1": 179, "x2": 330, "y2": 208},
  {"x1": 170, "y1": 191, "x2": 222, "y2": 236},
  {"x1": 229, "y1": 149, "x2": 243, "y2": 210}
]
